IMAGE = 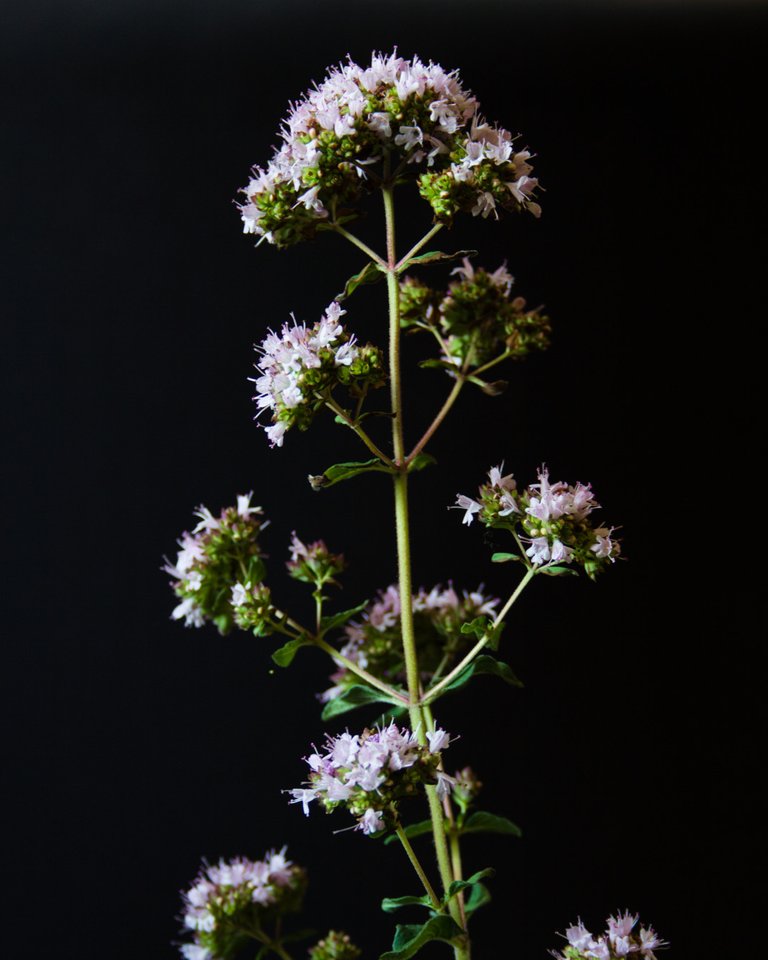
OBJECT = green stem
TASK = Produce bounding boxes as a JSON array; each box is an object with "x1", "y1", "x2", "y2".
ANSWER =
[
  {"x1": 472, "y1": 350, "x2": 512, "y2": 379},
  {"x1": 405, "y1": 377, "x2": 465, "y2": 464},
  {"x1": 331, "y1": 223, "x2": 387, "y2": 269},
  {"x1": 422, "y1": 567, "x2": 536, "y2": 705},
  {"x1": 449, "y1": 831, "x2": 468, "y2": 933},
  {"x1": 313, "y1": 636, "x2": 408, "y2": 704},
  {"x1": 395, "y1": 222, "x2": 444, "y2": 272},
  {"x1": 383, "y1": 186, "x2": 467, "y2": 959},
  {"x1": 396, "y1": 824, "x2": 443, "y2": 911},
  {"x1": 323, "y1": 397, "x2": 396, "y2": 468}
]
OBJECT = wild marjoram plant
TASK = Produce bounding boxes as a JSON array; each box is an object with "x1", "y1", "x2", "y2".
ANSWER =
[{"x1": 165, "y1": 51, "x2": 667, "y2": 960}]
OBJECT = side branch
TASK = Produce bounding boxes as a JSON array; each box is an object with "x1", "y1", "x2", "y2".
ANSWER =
[
  {"x1": 313, "y1": 636, "x2": 409, "y2": 704},
  {"x1": 405, "y1": 377, "x2": 465, "y2": 465},
  {"x1": 421, "y1": 567, "x2": 536, "y2": 705}
]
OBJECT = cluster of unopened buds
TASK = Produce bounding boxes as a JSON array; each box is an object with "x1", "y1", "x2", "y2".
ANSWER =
[
  {"x1": 252, "y1": 301, "x2": 385, "y2": 448},
  {"x1": 238, "y1": 51, "x2": 540, "y2": 247},
  {"x1": 180, "y1": 850, "x2": 306, "y2": 960},
  {"x1": 400, "y1": 258, "x2": 551, "y2": 373},
  {"x1": 322, "y1": 582, "x2": 498, "y2": 701},
  {"x1": 551, "y1": 912, "x2": 668, "y2": 960},
  {"x1": 287, "y1": 532, "x2": 345, "y2": 590},
  {"x1": 455, "y1": 465, "x2": 620, "y2": 578},
  {"x1": 289, "y1": 723, "x2": 453, "y2": 835},
  {"x1": 164, "y1": 493, "x2": 270, "y2": 633}
]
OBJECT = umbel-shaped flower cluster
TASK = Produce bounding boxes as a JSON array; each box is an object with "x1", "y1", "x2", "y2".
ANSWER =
[
  {"x1": 180, "y1": 849, "x2": 306, "y2": 960},
  {"x1": 321, "y1": 583, "x2": 498, "y2": 702},
  {"x1": 400, "y1": 258, "x2": 551, "y2": 373},
  {"x1": 551, "y1": 912, "x2": 668, "y2": 960},
  {"x1": 164, "y1": 493, "x2": 272, "y2": 634},
  {"x1": 289, "y1": 722, "x2": 452, "y2": 835},
  {"x1": 238, "y1": 51, "x2": 540, "y2": 247},
  {"x1": 252, "y1": 301, "x2": 385, "y2": 448},
  {"x1": 456, "y1": 465, "x2": 620, "y2": 578}
]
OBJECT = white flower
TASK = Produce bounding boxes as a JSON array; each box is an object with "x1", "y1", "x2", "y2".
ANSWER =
[
  {"x1": 525, "y1": 536, "x2": 551, "y2": 566},
  {"x1": 181, "y1": 945, "x2": 212, "y2": 960},
  {"x1": 267, "y1": 847, "x2": 294, "y2": 886},
  {"x1": 454, "y1": 493, "x2": 482, "y2": 525},
  {"x1": 426, "y1": 728, "x2": 450, "y2": 753},
  {"x1": 288, "y1": 788, "x2": 317, "y2": 816},
  {"x1": 436, "y1": 770, "x2": 456, "y2": 799},
  {"x1": 171, "y1": 596, "x2": 205, "y2": 628},
  {"x1": 565, "y1": 921, "x2": 596, "y2": 952},
  {"x1": 231, "y1": 582, "x2": 249, "y2": 608},
  {"x1": 358, "y1": 807, "x2": 385, "y2": 834}
]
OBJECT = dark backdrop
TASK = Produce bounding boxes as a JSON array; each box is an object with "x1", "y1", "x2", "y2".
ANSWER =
[{"x1": 2, "y1": 2, "x2": 763, "y2": 958}]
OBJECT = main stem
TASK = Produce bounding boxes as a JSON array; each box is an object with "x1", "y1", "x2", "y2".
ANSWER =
[{"x1": 383, "y1": 183, "x2": 468, "y2": 958}]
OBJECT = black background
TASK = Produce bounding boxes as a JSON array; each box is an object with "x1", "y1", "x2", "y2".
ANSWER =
[{"x1": 2, "y1": 1, "x2": 763, "y2": 957}]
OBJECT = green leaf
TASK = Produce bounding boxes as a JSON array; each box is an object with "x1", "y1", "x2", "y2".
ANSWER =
[
  {"x1": 459, "y1": 616, "x2": 503, "y2": 651},
  {"x1": 418, "y1": 358, "x2": 461, "y2": 372},
  {"x1": 382, "y1": 818, "x2": 436, "y2": 846},
  {"x1": 309, "y1": 459, "x2": 393, "y2": 490},
  {"x1": 443, "y1": 654, "x2": 522, "y2": 693},
  {"x1": 271, "y1": 637, "x2": 313, "y2": 667},
  {"x1": 460, "y1": 811, "x2": 522, "y2": 838},
  {"x1": 445, "y1": 868, "x2": 495, "y2": 902},
  {"x1": 319, "y1": 601, "x2": 368, "y2": 635},
  {"x1": 540, "y1": 565, "x2": 579, "y2": 576},
  {"x1": 336, "y1": 261, "x2": 385, "y2": 301},
  {"x1": 399, "y1": 248, "x2": 478, "y2": 271},
  {"x1": 379, "y1": 916, "x2": 464, "y2": 960},
  {"x1": 464, "y1": 882, "x2": 491, "y2": 917},
  {"x1": 491, "y1": 552, "x2": 519, "y2": 563},
  {"x1": 321, "y1": 684, "x2": 404, "y2": 721},
  {"x1": 381, "y1": 895, "x2": 433, "y2": 914},
  {"x1": 407, "y1": 453, "x2": 436, "y2": 474}
]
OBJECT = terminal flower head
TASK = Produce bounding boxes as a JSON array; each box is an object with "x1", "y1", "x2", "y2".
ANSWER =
[{"x1": 238, "y1": 51, "x2": 540, "y2": 247}]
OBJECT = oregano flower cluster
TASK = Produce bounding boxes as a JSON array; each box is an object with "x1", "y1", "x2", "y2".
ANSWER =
[
  {"x1": 164, "y1": 493, "x2": 270, "y2": 633},
  {"x1": 289, "y1": 723, "x2": 452, "y2": 835},
  {"x1": 180, "y1": 850, "x2": 306, "y2": 960},
  {"x1": 252, "y1": 301, "x2": 385, "y2": 448},
  {"x1": 321, "y1": 583, "x2": 498, "y2": 702},
  {"x1": 455, "y1": 465, "x2": 621, "y2": 577},
  {"x1": 238, "y1": 51, "x2": 540, "y2": 247},
  {"x1": 550, "y1": 912, "x2": 668, "y2": 960},
  {"x1": 400, "y1": 258, "x2": 551, "y2": 372}
]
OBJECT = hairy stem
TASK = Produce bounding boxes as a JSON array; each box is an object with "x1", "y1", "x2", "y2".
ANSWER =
[
  {"x1": 396, "y1": 824, "x2": 443, "y2": 911},
  {"x1": 331, "y1": 223, "x2": 387, "y2": 268},
  {"x1": 383, "y1": 185, "x2": 467, "y2": 958},
  {"x1": 395, "y1": 222, "x2": 444, "y2": 271},
  {"x1": 322, "y1": 397, "x2": 396, "y2": 467},
  {"x1": 313, "y1": 636, "x2": 408, "y2": 704},
  {"x1": 422, "y1": 566, "x2": 536, "y2": 705},
  {"x1": 405, "y1": 377, "x2": 465, "y2": 464}
]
